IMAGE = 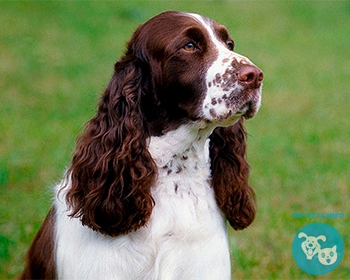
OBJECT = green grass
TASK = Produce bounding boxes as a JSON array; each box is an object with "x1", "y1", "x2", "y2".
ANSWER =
[{"x1": 1, "y1": 1, "x2": 349, "y2": 278}]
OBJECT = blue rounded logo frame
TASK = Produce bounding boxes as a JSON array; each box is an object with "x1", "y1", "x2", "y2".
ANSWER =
[{"x1": 292, "y1": 223, "x2": 344, "y2": 275}]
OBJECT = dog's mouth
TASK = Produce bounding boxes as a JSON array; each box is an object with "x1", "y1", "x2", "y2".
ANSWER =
[
  {"x1": 234, "y1": 99, "x2": 259, "y2": 120},
  {"x1": 233, "y1": 103, "x2": 249, "y2": 118},
  {"x1": 241, "y1": 102, "x2": 256, "y2": 119},
  {"x1": 304, "y1": 245, "x2": 317, "y2": 256},
  {"x1": 236, "y1": 88, "x2": 262, "y2": 120}
]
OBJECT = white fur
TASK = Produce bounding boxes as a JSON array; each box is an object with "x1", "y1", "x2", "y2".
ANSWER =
[{"x1": 55, "y1": 123, "x2": 231, "y2": 279}]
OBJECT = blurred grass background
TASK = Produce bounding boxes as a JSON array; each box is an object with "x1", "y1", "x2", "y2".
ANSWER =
[{"x1": 1, "y1": 1, "x2": 349, "y2": 279}]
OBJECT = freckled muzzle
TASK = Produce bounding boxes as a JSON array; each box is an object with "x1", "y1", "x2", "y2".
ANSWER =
[
  {"x1": 203, "y1": 58, "x2": 263, "y2": 123},
  {"x1": 234, "y1": 63, "x2": 264, "y2": 119}
]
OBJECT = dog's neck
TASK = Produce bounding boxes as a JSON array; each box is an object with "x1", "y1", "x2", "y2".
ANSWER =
[{"x1": 148, "y1": 122, "x2": 214, "y2": 170}]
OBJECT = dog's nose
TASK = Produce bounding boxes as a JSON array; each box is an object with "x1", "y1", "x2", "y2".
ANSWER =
[{"x1": 237, "y1": 66, "x2": 263, "y2": 89}]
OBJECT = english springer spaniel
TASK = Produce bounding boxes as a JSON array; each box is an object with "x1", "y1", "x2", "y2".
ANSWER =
[{"x1": 21, "y1": 11, "x2": 263, "y2": 279}]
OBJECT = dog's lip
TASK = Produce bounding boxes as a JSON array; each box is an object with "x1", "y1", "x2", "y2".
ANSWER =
[
  {"x1": 237, "y1": 102, "x2": 254, "y2": 119},
  {"x1": 237, "y1": 86, "x2": 262, "y2": 119},
  {"x1": 243, "y1": 110, "x2": 254, "y2": 119}
]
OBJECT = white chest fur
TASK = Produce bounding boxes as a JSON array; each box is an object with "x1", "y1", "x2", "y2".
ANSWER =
[
  {"x1": 148, "y1": 125, "x2": 222, "y2": 237},
  {"x1": 55, "y1": 124, "x2": 231, "y2": 279},
  {"x1": 145, "y1": 124, "x2": 231, "y2": 279}
]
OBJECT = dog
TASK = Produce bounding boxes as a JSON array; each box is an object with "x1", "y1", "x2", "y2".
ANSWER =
[{"x1": 21, "y1": 11, "x2": 263, "y2": 279}]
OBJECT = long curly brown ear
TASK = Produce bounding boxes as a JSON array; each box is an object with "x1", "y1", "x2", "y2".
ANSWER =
[
  {"x1": 209, "y1": 118, "x2": 256, "y2": 230},
  {"x1": 64, "y1": 55, "x2": 157, "y2": 237}
]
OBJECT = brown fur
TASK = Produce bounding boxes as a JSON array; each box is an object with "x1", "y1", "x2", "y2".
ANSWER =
[
  {"x1": 20, "y1": 207, "x2": 56, "y2": 279},
  {"x1": 65, "y1": 56, "x2": 157, "y2": 236},
  {"x1": 210, "y1": 119, "x2": 256, "y2": 230}
]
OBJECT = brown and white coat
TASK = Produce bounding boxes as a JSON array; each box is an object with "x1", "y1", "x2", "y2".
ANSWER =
[{"x1": 21, "y1": 11, "x2": 263, "y2": 279}]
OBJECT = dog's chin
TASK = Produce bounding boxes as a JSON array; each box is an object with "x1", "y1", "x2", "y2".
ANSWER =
[
  {"x1": 198, "y1": 100, "x2": 260, "y2": 128},
  {"x1": 197, "y1": 111, "x2": 239, "y2": 128},
  {"x1": 208, "y1": 110, "x2": 243, "y2": 128}
]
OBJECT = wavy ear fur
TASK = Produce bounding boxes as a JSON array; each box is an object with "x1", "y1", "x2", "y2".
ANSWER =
[
  {"x1": 209, "y1": 118, "x2": 256, "y2": 230},
  {"x1": 64, "y1": 55, "x2": 157, "y2": 236}
]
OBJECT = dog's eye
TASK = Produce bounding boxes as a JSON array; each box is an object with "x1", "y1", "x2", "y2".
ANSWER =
[
  {"x1": 227, "y1": 41, "x2": 234, "y2": 51},
  {"x1": 183, "y1": 42, "x2": 198, "y2": 51}
]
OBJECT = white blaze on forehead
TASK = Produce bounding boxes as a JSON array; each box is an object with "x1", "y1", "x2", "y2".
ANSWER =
[{"x1": 187, "y1": 12, "x2": 253, "y2": 64}]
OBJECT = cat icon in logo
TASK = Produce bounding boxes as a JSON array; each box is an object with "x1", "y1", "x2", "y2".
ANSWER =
[
  {"x1": 318, "y1": 246, "x2": 337, "y2": 266},
  {"x1": 292, "y1": 223, "x2": 344, "y2": 275},
  {"x1": 298, "y1": 232, "x2": 326, "y2": 260}
]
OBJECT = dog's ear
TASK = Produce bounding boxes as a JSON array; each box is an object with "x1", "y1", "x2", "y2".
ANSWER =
[
  {"x1": 209, "y1": 118, "x2": 256, "y2": 230},
  {"x1": 64, "y1": 55, "x2": 157, "y2": 237},
  {"x1": 298, "y1": 232, "x2": 308, "y2": 239},
  {"x1": 316, "y1": 235, "x2": 327, "y2": 242}
]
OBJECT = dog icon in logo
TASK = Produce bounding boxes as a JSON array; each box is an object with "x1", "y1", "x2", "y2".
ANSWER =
[
  {"x1": 318, "y1": 246, "x2": 338, "y2": 266},
  {"x1": 298, "y1": 232, "x2": 326, "y2": 260}
]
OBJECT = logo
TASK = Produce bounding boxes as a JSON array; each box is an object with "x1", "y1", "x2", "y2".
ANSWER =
[{"x1": 292, "y1": 223, "x2": 344, "y2": 275}]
